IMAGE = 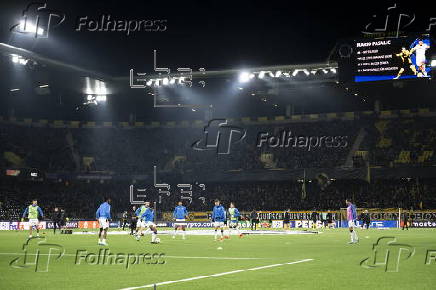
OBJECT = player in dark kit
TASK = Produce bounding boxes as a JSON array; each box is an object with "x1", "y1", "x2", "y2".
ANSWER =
[
  {"x1": 52, "y1": 207, "x2": 62, "y2": 234},
  {"x1": 122, "y1": 211, "x2": 128, "y2": 230},
  {"x1": 394, "y1": 47, "x2": 417, "y2": 79},
  {"x1": 360, "y1": 210, "x2": 370, "y2": 229},
  {"x1": 402, "y1": 211, "x2": 409, "y2": 230},
  {"x1": 130, "y1": 206, "x2": 137, "y2": 235}
]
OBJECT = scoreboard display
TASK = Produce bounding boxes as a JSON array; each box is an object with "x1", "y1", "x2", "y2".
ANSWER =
[{"x1": 353, "y1": 35, "x2": 432, "y2": 82}]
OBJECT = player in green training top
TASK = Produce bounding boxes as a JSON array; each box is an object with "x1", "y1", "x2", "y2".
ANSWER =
[
  {"x1": 22, "y1": 199, "x2": 44, "y2": 238},
  {"x1": 228, "y1": 202, "x2": 243, "y2": 238}
]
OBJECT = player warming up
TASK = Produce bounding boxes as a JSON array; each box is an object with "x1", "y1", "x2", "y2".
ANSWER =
[
  {"x1": 135, "y1": 202, "x2": 148, "y2": 240},
  {"x1": 346, "y1": 199, "x2": 358, "y2": 244},
  {"x1": 22, "y1": 199, "x2": 44, "y2": 238},
  {"x1": 140, "y1": 202, "x2": 160, "y2": 244},
  {"x1": 96, "y1": 197, "x2": 111, "y2": 246},
  {"x1": 228, "y1": 202, "x2": 243, "y2": 237},
  {"x1": 212, "y1": 199, "x2": 226, "y2": 241},
  {"x1": 173, "y1": 201, "x2": 188, "y2": 239}
]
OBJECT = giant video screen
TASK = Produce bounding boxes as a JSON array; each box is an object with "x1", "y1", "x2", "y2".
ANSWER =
[{"x1": 354, "y1": 35, "x2": 432, "y2": 82}]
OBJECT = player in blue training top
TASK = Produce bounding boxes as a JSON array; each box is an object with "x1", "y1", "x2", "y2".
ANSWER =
[
  {"x1": 346, "y1": 198, "x2": 359, "y2": 244},
  {"x1": 212, "y1": 199, "x2": 226, "y2": 241},
  {"x1": 96, "y1": 197, "x2": 111, "y2": 246},
  {"x1": 139, "y1": 201, "x2": 160, "y2": 244},
  {"x1": 135, "y1": 202, "x2": 148, "y2": 240},
  {"x1": 173, "y1": 201, "x2": 188, "y2": 240}
]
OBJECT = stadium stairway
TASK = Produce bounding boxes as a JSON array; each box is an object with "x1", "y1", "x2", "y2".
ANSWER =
[{"x1": 344, "y1": 128, "x2": 367, "y2": 167}]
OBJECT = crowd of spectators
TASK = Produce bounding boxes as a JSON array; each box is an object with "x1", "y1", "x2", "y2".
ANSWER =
[
  {"x1": 1, "y1": 177, "x2": 435, "y2": 220},
  {"x1": 1, "y1": 116, "x2": 436, "y2": 220},
  {"x1": 0, "y1": 119, "x2": 361, "y2": 175}
]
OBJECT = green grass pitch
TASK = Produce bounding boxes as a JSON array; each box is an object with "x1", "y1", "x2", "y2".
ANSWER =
[{"x1": 0, "y1": 228, "x2": 435, "y2": 289}]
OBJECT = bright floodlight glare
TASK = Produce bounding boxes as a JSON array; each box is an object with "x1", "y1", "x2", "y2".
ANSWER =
[
  {"x1": 146, "y1": 80, "x2": 153, "y2": 86},
  {"x1": 39, "y1": 84, "x2": 49, "y2": 88},
  {"x1": 238, "y1": 72, "x2": 250, "y2": 83},
  {"x1": 169, "y1": 78, "x2": 176, "y2": 84},
  {"x1": 275, "y1": 71, "x2": 282, "y2": 77},
  {"x1": 19, "y1": 58, "x2": 28, "y2": 65},
  {"x1": 258, "y1": 71, "x2": 265, "y2": 79},
  {"x1": 10, "y1": 88, "x2": 20, "y2": 92},
  {"x1": 11, "y1": 55, "x2": 19, "y2": 63},
  {"x1": 96, "y1": 95, "x2": 107, "y2": 102},
  {"x1": 87, "y1": 95, "x2": 93, "y2": 101},
  {"x1": 20, "y1": 20, "x2": 43, "y2": 35},
  {"x1": 292, "y1": 70, "x2": 298, "y2": 77},
  {"x1": 330, "y1": 68, "x2": 337, "y2": 73},
  {"x1": 431, "y1": 60, "x2": 436, "y2": 67},
  {"x1": 162, "y1": 78, "x2": 169, "y2": 85}
]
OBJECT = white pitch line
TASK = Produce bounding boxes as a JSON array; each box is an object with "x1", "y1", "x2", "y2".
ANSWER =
[
  {"x1": 118, "y1": 258, "x2": 314, "y2": 290},
  {"x1": 247, "y1": 263, "x2": 283, "y2": 271},
  {"x1": 210, "y1": 270, "x2": 245, "y2": 277},
  {"x1": 0, "y1": 252, "x2": 266, "y2": 260}
]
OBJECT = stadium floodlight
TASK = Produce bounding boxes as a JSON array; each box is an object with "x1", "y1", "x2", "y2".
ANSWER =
[
  {"x1": 292, "y1": 70, "x2": 299, "y2": 77},
  {"x1": 146, "y1": 80, "x2": 153, "y2": 86},
  {"x1": 39, "y1": 84, "x2": 49, "y2": 88},
  {"x1": 238, "y1": 72, "x2": 251, "y2": 83},
  {"x1": 11, "y1": 54, "x2": 28, "y2": 65},
  {"x1": 19, "y1": 58, "x2": 28, "y2": 65},
  {"x1": 322, "y1": 69, "x2": 329, "y2": 74},
  {"x1": 302, "y1": 69, "x2": 310, "y2": 76},
  {"x1": 258, "y1": 71, "x2": 266, "y2": 79},
  {"x1": 169, "y1": 78, "x2": 176, "y2": 85},
  {"x1": 10, "y1": 88, "x2": 20, "y2": 92},
  {"x1": 20, "y1": 20, "x2": 44, "y2": 36},
  {"x1": 87, "y1": 95, "x2": 93, "y2": 101},
  {"x1": 330, "y1": 68, "x2": 337, "y2": 73},
  {"x1": 275, "y1": 71, "x2": 282, "y2": 77},
  {"x1": 431, "y1": 60, "x2": 436, "y2": 67},
  {"x1": 11, "y1": 55, "x2": 19, "y2": 63},
  {"x1": 162, "y1": 78, "x2": 169, "y2": 85},
  {"x1": 96, "y1": 95, "x2": 107, "y2": 102}
]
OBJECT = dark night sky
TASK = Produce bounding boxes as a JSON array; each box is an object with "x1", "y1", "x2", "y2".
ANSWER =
[{"x1": 1, "y1": 0, "x2": 430, "y2": 76}]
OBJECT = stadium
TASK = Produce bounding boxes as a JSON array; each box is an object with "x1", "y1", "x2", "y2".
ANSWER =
[{"x1": 1, "y1": 1, "x2": 436, "y2": 289}]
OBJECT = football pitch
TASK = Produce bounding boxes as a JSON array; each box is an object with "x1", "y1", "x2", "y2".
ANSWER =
[{"x1": 0, "y1": 229, "x2": 435, "y2": 289}]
